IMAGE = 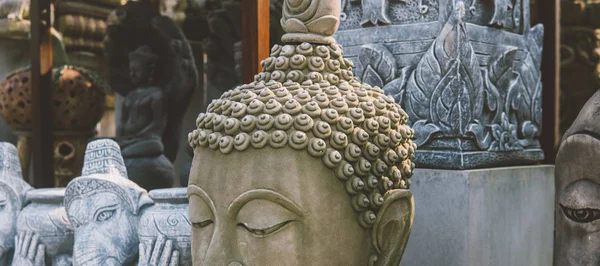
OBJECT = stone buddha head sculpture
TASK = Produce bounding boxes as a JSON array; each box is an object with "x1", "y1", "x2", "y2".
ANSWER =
[
  {"x1": 0, "y1": 142, "x2": 32, "y2": 263},
  {"x1": 187, "y1": 1, "x2": 416, "y2": 265},
  {"x1": 64, "y1": 139, "x2": 152, "y2": 266},
  {"x1": 555, "y1": 90, "x2": 600, "y2": 265}
]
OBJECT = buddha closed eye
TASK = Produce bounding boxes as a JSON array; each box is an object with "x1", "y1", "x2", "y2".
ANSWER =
[
  {"x1": 188, "y1": 186, "x2": 302, "y2": 238},
  {"x1": 236, "y1": 199, "x2": 299, "y2": 237}
]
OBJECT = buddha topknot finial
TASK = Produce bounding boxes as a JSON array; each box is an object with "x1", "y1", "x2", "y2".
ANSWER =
[{"x1": 280, "y1": 0, "x2": 341, "y2": 44}]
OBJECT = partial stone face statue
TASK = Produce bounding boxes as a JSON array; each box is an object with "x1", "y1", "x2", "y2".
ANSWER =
[
  {"x1": 0, "y1": 142, "x2": 32, "y2": 265},
  {"x1": 64, "y1": 139, "x2": 153, "y2": 266},
  {"x1": 555, "y1": 90, "x2": 600, "y2": 265},
  {"x1": 188, "y1": 1, "x2": 415, "y2": 265}
]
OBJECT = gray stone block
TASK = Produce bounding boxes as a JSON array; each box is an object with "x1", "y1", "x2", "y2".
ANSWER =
[{"x1": 401, "y1": 165, "x2": 554, "y2": 266}]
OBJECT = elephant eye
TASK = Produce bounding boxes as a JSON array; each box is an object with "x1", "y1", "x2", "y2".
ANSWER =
[
  {"x1": 96, "y1": 209, "x2": 116, "y2": 222},
  {"x1": 560, "y1": 205, "x2": 600, "y2": 223}
]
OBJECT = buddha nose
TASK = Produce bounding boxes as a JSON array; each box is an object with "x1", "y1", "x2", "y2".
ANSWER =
[{"x1": 201, "y1": 224, "x2": 243, "y2": 266}]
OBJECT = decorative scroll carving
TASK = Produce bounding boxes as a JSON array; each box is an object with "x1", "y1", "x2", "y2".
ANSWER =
[
  {"x1": 336, "y1": 0, "x2": 545, "y2": 169},
  {"x1": 404, "y1": 2, "x2": 484, "y2": 145},
  {"x1": 355, "y1": 44, "x2": 396, "y2": 87},
  {"x1": 339, "y1": 0, "x2": 438, "y2": 29}
]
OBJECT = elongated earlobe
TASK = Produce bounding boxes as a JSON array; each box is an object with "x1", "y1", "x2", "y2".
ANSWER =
[{"x1": 371, "y1": 189, "x2": 414, "y2": 266}]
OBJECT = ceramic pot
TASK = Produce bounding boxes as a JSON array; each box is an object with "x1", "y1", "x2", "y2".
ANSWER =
[
  {"x1": 17, "y1": 188, "x2": 73, "y2": 261},
  {"x1": 139, "y1": 188, "x2": 191, "y2": 265}
]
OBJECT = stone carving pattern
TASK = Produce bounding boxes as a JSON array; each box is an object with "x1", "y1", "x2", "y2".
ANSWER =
[
  {"x1": 280, "y1": 0, "x2": 340, "y2": 44},
  {"x1": 64, "y1": 139, "x2": 153, "y2": 266},
  {"x1": 356, "y1": 2, "x2": 543, "y2": 155},
  {"x1": 340, "y1": 0, "x2": 521, "y2": 33},
  {"x1": 0, "y1": 142, "x2": 32, "y2": 265},
  {"x1": 16, "y1": 188, "x2": 74, "y2": 265},
  {"x1": 189, "y1": 40, "x2": 417, "y2": 229},
  {"x1": 139, "y1": 188, "x2": 191, "y2": 265},
  {"x1": 81, "y1": 138, "x2": 128, "y2": 178},
  {"x1": 463, "y1": 0, "x2": 523, "y2": 33},
  {"x1": 340, "y1": 0, "x2": 439, "y2": 29}
]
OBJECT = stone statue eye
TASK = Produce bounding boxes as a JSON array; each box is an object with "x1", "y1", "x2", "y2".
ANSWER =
[
  {"x1": 192, "y1": 220, "x2": 214, "y2": 229},
  {"x1": 96, "y1": 209, "x2": 116, "y2": 222},
  {"x1": 236, "y1": 198, "x2": 300, "y2": 237},
  {"x1": 238, "y1": 220, "x2": 293, "y2": 237},
  {"x1": 560, "y1": 205, "x2": 600, "y2": 223}
]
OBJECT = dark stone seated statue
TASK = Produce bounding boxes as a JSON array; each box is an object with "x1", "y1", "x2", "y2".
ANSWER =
[
  {"x1": 105, "y1": 0, "x2": 198, "y2": 190},
  {"x1": 115, "y1": 46, "x2": 174, "y2": 191}
]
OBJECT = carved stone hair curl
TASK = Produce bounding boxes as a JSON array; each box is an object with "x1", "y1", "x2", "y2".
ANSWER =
[{"x1": 189, "y1": 42, "x2": 416, "y2": 228}]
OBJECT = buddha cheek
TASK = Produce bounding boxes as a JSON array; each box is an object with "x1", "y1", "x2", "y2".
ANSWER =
[
  {"x1": 236, "y1": 223, "x2": 302, "y2": 266},
  {"x1": 558, "y1": 218, "x2": 600, "y2": 265}
]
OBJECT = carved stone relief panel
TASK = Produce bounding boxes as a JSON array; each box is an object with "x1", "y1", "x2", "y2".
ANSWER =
[
  {"x1": 461, "y1": 0, "x2": 523, "y2": 33},
  {"x1": 335, "y1": 0, "x2": 544, "y2": 169},
  {"x1": 339, "y1": 0, "x2": 439, "y2": 30}
]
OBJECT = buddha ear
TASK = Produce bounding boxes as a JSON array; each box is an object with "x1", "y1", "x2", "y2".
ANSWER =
[{"x1": 371, "y1": 189, "x2": 414, "y2": 266}]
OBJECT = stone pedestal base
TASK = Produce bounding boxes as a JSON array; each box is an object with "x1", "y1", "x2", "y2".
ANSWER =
[
  {"x1": 401, "y1": 165, "x2": 554, "y2": 266},
  {"x1": 415, "y1": 149, "x2": 545, "y2": 169}
]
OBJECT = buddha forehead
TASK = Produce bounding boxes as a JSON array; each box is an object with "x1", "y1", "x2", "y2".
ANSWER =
[{"x1": 190, "y1": 147, "x2": 348, "y2": 209}]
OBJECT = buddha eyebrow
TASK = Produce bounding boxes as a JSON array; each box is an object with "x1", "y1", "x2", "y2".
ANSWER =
[
  {"x1": 187, "y1": 184, "x2": 217, "y2": 214},
  {"x1": 228, "y1": 189, "x2": 304, "y2": 217}
]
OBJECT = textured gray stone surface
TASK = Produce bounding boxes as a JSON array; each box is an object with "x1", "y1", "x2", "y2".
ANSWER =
[
  {"x1": 554, "y1": 90, "x2": 600, "y2": 265},
  {"x1": 335, "y1": 0, "x2": 545, "y2": 169},
  {"x1": 16, "y1": 188, "x2": 73, "y2": 266},
  {"x1": 64, "y1": 139, "x2": 153, "y2": 266},
  {"x1": 139, "y1": 188, "x2": 191, "y2": 265},
  {"x1": 0, "y1": 142, "x2": 31, "y2": 265},
  {"x1": 401, "y1": 165, "x2": 554, "y2": 266}
]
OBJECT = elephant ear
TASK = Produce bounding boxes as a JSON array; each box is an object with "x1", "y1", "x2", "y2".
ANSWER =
[
  {"x1": 372, "y1": 189, "x2": 414, "y2": 266},
  {"x1": 134, "y1": 189, "x2": 154, "y2": 214}
]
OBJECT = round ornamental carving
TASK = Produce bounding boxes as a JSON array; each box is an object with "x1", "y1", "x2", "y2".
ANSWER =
[{"x1": 0, "y1": 65, "x2": 107, "y2": 131}]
